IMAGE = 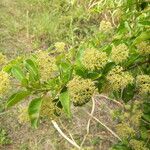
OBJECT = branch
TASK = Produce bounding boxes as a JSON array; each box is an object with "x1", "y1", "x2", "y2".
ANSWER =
[
  {"x1": 51, "y1": 120, "x2": 81, "y2": 149},
  {"x1": 85, "y1": 112, "x2": 122, "y2": 141},
  {"x1": 80, "y1": 97, "x2": 95, "y2": 147},
  {"x1": 98, "y1": 94, "x2": 123, "y2": 107},
  {"x1": 59, "y1": 119, "x2": 76, "y2": 143},
  {"x1": 127, "y1": 60, "x2": 150, "y2": 71}
]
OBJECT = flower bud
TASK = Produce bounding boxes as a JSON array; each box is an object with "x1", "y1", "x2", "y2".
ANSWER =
[
  {"x1": 35, "y1": 50, "x2": 58, "y2": 81},
  {"x1": 111, "y1": 44, "x2": 129, "y2": 64},
  {"x1": 136, "y1": 75, "x2": 150, "y2": 94},
  {"x1": 82, "y1": 48, "x2": 108, "y2": 71},
  {"x1": 136, "y1": 42, "x2": 150, "y2": 55},
  {"x1": 67, "y1": 76, "x2": 96, "y2": 106},
  {"x1": 107, "y1": 66, "x2": 133, "y2": 91}
]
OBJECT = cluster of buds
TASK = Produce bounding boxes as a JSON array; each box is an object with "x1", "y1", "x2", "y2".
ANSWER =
[
  {"x1": 35, "y1": 50, "x2": 58, "y2": 82},
  {"x1": 82, "y1": 48, "x2": 108, "y2": 71},
  {"x1": 136, "y1": 75, "x2": 150, "y2": 94},
  {"x1": 54, "y1": 42, "x2": 66, "y2": 53},
  {"x1": 129, "y1": 139, "x2": 149, "y2": 150},
  {"x1": 136, "y1": 41, "x2": 150, "y2": 55},
  {"x1": 99, "y1": 20, "x2": 113, "y2": 33},
  {"x1": 107, "y1": 66, "x2": 133, "y2": 91},
  {"x1": 115, "y1": 123, "x2": 135, "y2": 139},
  {"x1": 67, "y1": 76, "x2": 96, "y2": 106},
  {"x1": 111, "y1": 44, "x2": 129, "y2": 64},
  {"x1": 0, "y1": 71, "x2": 10, "y2": 97},
  {"x1": 40, "y1": 96, "x2": 61, "y2": 120}
]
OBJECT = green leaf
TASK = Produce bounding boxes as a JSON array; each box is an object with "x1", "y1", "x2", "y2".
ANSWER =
[
  {"x1": 133, "y1": 31, "x2": 150, "y2": 44},
  {"x1": 126, "y1": 0, "x2": 134, "y2": 9},
  {"x1": 138, "y1": 21, "x2": 150, "y2": 26},
  {"x1": 3, "y1": 57, "x2": 23, "y2": 73},
  {"x1": 76, "y1": 47, "x2": 84, "y2": 62},
  {"x1": 102, "y1": 62, "x2": 115, "y2": 75},
  {"x1": 122, "y1": 84, "x2": 135, "y2": 103},
  {"x1": 74, "y1": 59, "x2": 89, "y2": 78},
  {"x1": 59, "y1": 61, "x2": 73, "y2": 83},
  {"x1": 59, "y1": 90, "x2": 71, "y2": 118},
  {"x1": 11, "y1": 66, "x2": 25, "y2": 81},
  {"x1": 28, "y1": 97, "x2": 42, "y2": 128},
  {"x1": 24, "y1": 59, "x2": 39, "y2": 81},
  {"x1": 143, "y1": 114, "x2": 150, "y2": 123},
  {"x1": 6, "y1": 91, "x2": 31, "y2": 108},
  {"x1": 21, "y1": 78, "x2": 29, "y2": 87},
  {"x1": 87, "y1": 71, "x2": 101, "y2": 80}
]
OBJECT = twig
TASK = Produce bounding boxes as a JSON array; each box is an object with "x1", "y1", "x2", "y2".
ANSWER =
[
  {"x1": 85, "y1": 112, "x2": 122, "y2": 141},
  {"x1": 80, "y1": 97, "x2": 95, "y2": 147},
  {"x1": 51, "y1": 120, "x2": 81, "y2": 149},
  {"x1": 98, "y1": 94, "x2": 123, "y2": 107},
  {"x1": 127, "y1": 60, "x2": 150, "y2": 71},
  {"x1": 59, "y1": 119, "x2": 76, "y2": 143}
]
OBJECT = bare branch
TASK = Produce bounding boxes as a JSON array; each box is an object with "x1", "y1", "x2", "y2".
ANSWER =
[
  {"x1": 80, "y1": 97, "x2": 95, "y2": 147},
  {"x1": 85, "y1": 112, "x2": 122, "y2": 141},
  {"x1": 51, "y1": 120, "x2": 81, "y2": 149},
  {"x1": 98, "y1": 94, "x2": 123, "y2": 107}
]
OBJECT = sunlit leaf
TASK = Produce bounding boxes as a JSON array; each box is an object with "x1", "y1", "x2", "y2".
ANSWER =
[
  {"x1": 11, "y1": 66, "x2": 25, "y2": 81},
  {"x1": 6, "y1": 91, "x2": 31, "y2": 108},
  {"x1": 59, "y1": 90, "x2": 71, "y2": 118},
  {"x1": 28, "y1": 97, "x2": 42, "y2": 128}
]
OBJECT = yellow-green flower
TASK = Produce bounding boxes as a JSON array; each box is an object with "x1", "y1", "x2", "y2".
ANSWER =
[
  {"x1": 107, "y1": 66, "x2": 133, "y2": 91},
  {"x1": 40, "y1": 96, "x2": 61, "y2": 120},
  {"x1": 99, "y1": 20, "x2": 113, "y2": 33},
  {"x1": 67, "y1": 76, "x2": 96, "y2": 106},
  {"x1": 130, "y1": 110, "x2": 143, "y2": 126},
  {"x1": 129, "y1": 139, "x2": 149, "y2": 150},
  {"x1": 136, "y1": 42, "x2": 150, "y2": 55},
  {"x1": 0, "y1": 71, "x2": 10, "y2": 97},
  {"x1": 136, "y1": 75, "x2": 150, "y2": 94},
  {"x1": 35, "y1": 50, "x2": 58, "y2": 81},
  {"x1": 82, "y1": 48, "x2": 108, "y2": 71},
  {"x1": 55, "y1": 42, "x2": 66, "y2": 53},
  {"x1": 115, "y1": 123, "x2": 135, "y2": 139},
  {"x1": 111, "y1": 44, "x2": 129, "y2": 64}
]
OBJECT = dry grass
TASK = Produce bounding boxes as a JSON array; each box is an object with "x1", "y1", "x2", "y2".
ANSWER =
[{"x1": 0, "y1": 95, "x2": 120, "y2": 150}]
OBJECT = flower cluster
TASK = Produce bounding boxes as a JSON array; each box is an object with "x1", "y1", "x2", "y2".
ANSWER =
[
  {"x1": 67, "y1": 76, "x2": 96, "y2": 106},
  {"x1": 40, "y1": 96, "x2": 61, "y2": 120},
  {"x1": 35, "y1": 51, "x2": 58, "y2": 81},
  {"x1": 129, "y1": 139, "x2": 149, "y2": 150},
  {"x1": 107, "y1": 66, "x2": 133, "y2": 91},
  {"x1": 0, "y1": 71, "x2": 10, "y2": 97},
  {"x1": 99, "y1": 20, "x2": 112, "y2": 33},
  {"x1": 123, "y1": 102, "x2": 143, "y2": 127},
  {"x1": 82, "y1": 48, "x2": 108, "y2": 71},
  {"x1": 111, "y1": 44, "x2": 129, "y2": 64},
  {"x1": 0, "y1": 53, "x2": 7, "y2": 68},
  {"x1": 136, "y1": 42, "x2": 150, "y2": 55},
  {"x1": 55, "y1": 42, "x2": 66, "y2": 53},
  {"x1": 136, "y1": 75, "x2": 150, "y2": 94},
  {"x1": 115, "y1": 123, "x2": 135, "y2": 139}
]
